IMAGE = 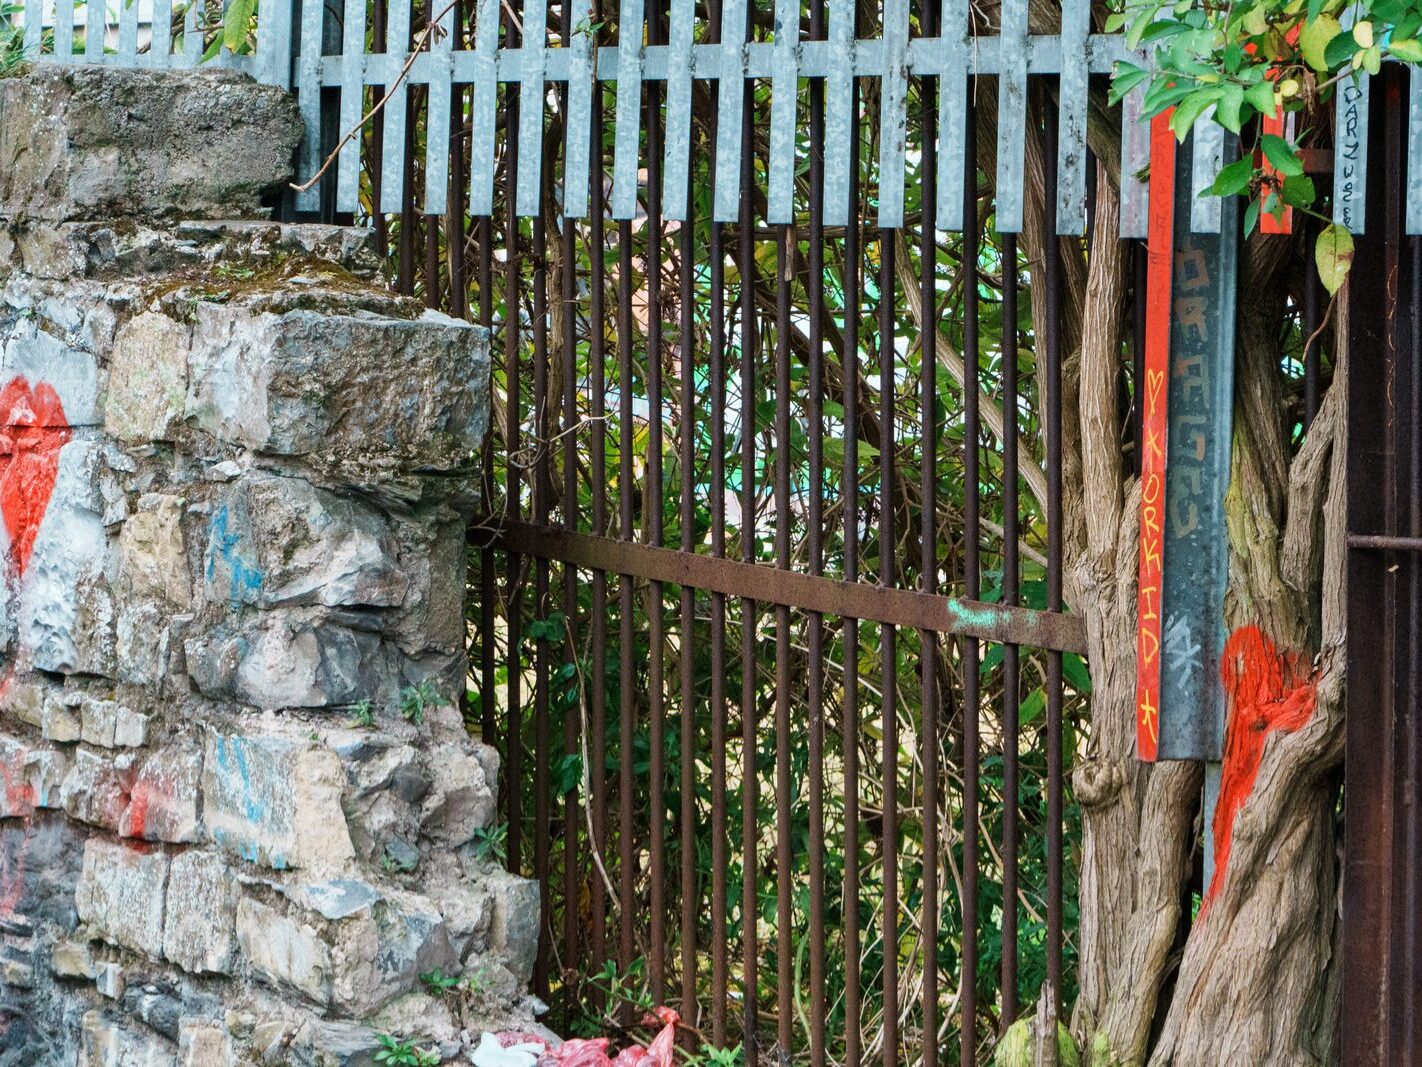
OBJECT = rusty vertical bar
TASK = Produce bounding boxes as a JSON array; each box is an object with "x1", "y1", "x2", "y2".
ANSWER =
[
  {"x1": 398, "y1": 54, "x2": 418, "y2": 296},
  {"x1": 842, "y1": 71, "x2": 863, "y2": 1067},
  {"x1": 737, "y1": 58, "x2": 760, "y2": 1060},
  {"x1": 959, "y1": 99, "x2": 980, "y2": 1066},
  {"x1": 676, "y1": 175, "x2": 699, "y2": 1047},
  {"x1": 617, "y1": 206, "x2": 638, "y2": 986},
  {"x1": 646, "y1": 0, "x2": 668, "y2": 1006},
  {"x1": 878, "y1": 230, "x2": 900, "y2": 1066},
  {"x1": 1344, "y1": 67, "x2": 1400, "y2": 1063},
  {"x1": 504, "y1": 25, "x2": 525, "y2": 873},
  {"x1": 560, "y1": 0, "x2": 582, "y2": 1007},
  {"x1": 1406, "y1": 193, "x2": 1422, "y2": 1067},
  {"x1": 773, "y1": 220, "x2": 794, "y2": 1062},
  {"x1": 1043, "y1": 96, "x2": 1065, "y2": 1020},
  {"x1": 478, "y1": 217, "x2": 498, "y2": 756},
  {"x1": 589, "y1": 42, "x2": 611, "y2": 976},
  {"x1": 806, "y1": 0, "x2": 829, "y2": 1056},
  {"x1": 917, "y1": 0, "x2": 940, "y2": 1051},
  {"x1": 708, "y1": 100, "x2": 731, "y2": 1047},
  {"x1": 1303, "y1": 221, "x2": 1322, "y2": 430},
  {"x1": 677, "y1": 138, "x2": 700, "y2": 1039},
  {"x1": 532, "y1": 207, "x2": 553, "y2": 998},
  {"x1": 999, "y1": 226, "x2": 1021, "y2": 1027}
]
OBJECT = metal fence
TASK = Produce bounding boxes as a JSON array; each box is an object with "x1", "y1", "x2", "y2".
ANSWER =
[{"x1": 7, "y1": 0, "x2": 1399, "y2": 1062}]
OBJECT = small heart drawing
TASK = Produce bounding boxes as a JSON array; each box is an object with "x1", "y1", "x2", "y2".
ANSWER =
[{"x1": 0, "y1": 376, "x2": 71, "y2": 580}]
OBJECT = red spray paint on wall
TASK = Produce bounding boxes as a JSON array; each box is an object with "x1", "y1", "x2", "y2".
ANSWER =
[
  {"x1": 0, "y1": 376, "x2": 71, "y2": 579},
  {"x1": 1204, "y1": 625, "x2": 1318, "y2": 907}
]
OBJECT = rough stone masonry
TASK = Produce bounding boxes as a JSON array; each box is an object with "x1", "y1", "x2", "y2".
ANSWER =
[{"x1": 0, "y1": 66, "x2": 541, "y2": 1064}]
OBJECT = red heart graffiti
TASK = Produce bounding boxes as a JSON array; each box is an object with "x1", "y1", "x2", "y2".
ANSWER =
[{"x1": 0, "y1": 376, "x2": 71, "y2": 579}]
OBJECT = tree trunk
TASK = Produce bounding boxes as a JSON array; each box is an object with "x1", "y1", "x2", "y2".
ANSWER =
[{"x1": 1007, "y1": 140, "x2": 1346, "y2": 1062}]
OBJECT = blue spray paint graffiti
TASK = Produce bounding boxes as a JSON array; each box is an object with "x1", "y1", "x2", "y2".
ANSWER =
[
  {"x1": 205, "y1": 505, "x2": 263, "y2": 608},
  {"x1": 211, "y1": 734, "x2": 287, "y2": 869}
]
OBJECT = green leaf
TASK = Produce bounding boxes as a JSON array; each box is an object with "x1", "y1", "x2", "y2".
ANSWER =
[
  {"x1": 1216, "y1": 82, "x2": 1246, "y2": 131},
  {"x1": 1281, "y1": 173, "x2": 1317, "y2": 207},
  {"x1": 1170, "y1": 90, "x2": 1219, "y2": 142},
  {"x1": 1389, "y1": 37, "x2": 1422, "y2": 62},
  {"x1": 223, "y1": 0, "x2": 256, "y2": 52},
  {"x1": 1261, "y1": 133, "x2": 1304, "y2": 176},
  {"x1": 1126, "y1": 4, "x2": 1164, "y2": 49},
  {"x1": 1315, "y1": 223, "x2": 1355, "y2": 294},
  {"x1": 1109, "y1": 62, "x2": 1152, "y2": 106},
  {"x1": 1209, "y1": 156, "x2": 1256, "y2": 197},
  {"x1": 1020, "y1": 688, "x2": 1047, "y2": 726},
  {"x1": 1325, "y1": 27, "x2": 1360, "y2": 66},
  {"x1": 1300, "y1": 13, "x2": 1342, "y2": 71},
  {"x1": 1244, "y1": 197, "x2": 1261, "y2": 236},
  {"x1": 1064, "y1": 653, "x2": 1093, "y2": 694},
  {"x1": 1244, "y1": 79, "x2": 1277, "y2": 116}
]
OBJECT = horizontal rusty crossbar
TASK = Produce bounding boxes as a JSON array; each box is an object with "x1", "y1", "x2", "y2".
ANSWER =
[
  {"x1": 480, "y1": 520, "x2": 1089, "y2": 654},
  {"x1": 1348, "y1": 533, "x2": 1422, "y2": 552}
]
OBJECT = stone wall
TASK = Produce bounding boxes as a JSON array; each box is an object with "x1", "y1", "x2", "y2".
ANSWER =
[{"x1": 0, "y1": 66, "x2": 539, "y2": 1065}]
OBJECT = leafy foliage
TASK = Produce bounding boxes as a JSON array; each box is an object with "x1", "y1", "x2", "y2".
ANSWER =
[
  {"x1": 1112, "y1": 0, "x2": 1422, "y2": 288},
  {"x1": 374, "y1": 1034, "x2": 441, "y2": 1067}
]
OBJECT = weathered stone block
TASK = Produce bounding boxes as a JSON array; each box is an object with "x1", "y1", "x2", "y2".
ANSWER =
[
  {"x1": 60, "y1": 745, "x2": 203, "y2": 843},
  {"x1": 163, "y1": 851, "x2": 236, "y2": 975},
  {"x1": 107, "y1": 312, "x2": 191, "y2": 444},
  {"x1": 177, "y1": 1019, "x2": 232, "y2": 1067},
  {"x1": 41, "y1": 693, "x2": 82, "y2": 743},
  {"x1": 81, "y1": 697, "x2": 151, "y2": 749},
  {"x1": 421, "y1": 743, "x2": 497, "y2": 849},
  {"x1": 202, "y1": 474, "x2": 405, "y2": 610},
  {"x1": 0, "y1": 733, "x2": 68, "y2": 816},
  {"x1": 185, "y1": 615, "x2": 398, "y2": 710},
  {"x1": 11, "y1": 436, "x2": 110, "y2": 675},
  {"x1": 75, "y1": 839, "x2": 169, "y2": 959},
  {"x1": 51, "y1": 938, "x2": 95, "y2": 980},
  {"x1": 1, "y1": 322, "x2": 101, "y2": 426},
  {"x1": 235, "y1": 895, "x2": 332, "y2": 1005},
  {"x1": 484, "y1": 868, "x2": 541, "y2": 988},
  {"x1": 78, "y1": 1008, "x2": 178, "y2": 1066},
  {"x1": 0, "y1": 66, "x2": 301, "y2": 223},
  {"x1": 116, "y1": 494, "x2": 191, "y2": 609},
  {"x1": 184, "y1": 304, "x2": 489, "y2": 487},
  {"x1": 201, "y1": 731, "x2": 354, "y2": 872}
]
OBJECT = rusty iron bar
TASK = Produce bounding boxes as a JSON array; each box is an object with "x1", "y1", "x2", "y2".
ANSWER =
[
  {"x1": 559, "y1": 0, "x2": 581, "y2": 1013},
  {"x1": 1349, "y1": 533, "x2": 1422, "y2": 552},
  {"x1": 645, "y1": 0, "x2": 668, "y2": 1007},
  {"x1": 842, "y1": 68, "x2": 863, "y2": 1067},
  {"x1": 1044, "y1": 91, "x2": 1066, "y2": 1022},
  {"x1": 589, "y1": 32, "x2": 611, "y2": 983},
  {"x1": 1000, "y1": 225, "x2": 1021, "y2": 1029},
  {"x1": 918, "y1": 0, "x2": 941, "y2": 1050},
  {"x1": 480, "y1": 522, "x2": 1093, "y2": 654},
  {"x1": 736, "y1": 59, "x2": 759, "y2": 1063},
  {"x1": 878, "y1": 227, "x2": 900, "y2": 1067},
  {"x1": 960, "y1": 95, "x2": 981, "y2": 1066},
  {"x1": 1344, "y1": 65, "x2": 1411, "y2": 1064},
  {"x1": 676, "y1": 93, "x2": 700, "y2": 1045}
]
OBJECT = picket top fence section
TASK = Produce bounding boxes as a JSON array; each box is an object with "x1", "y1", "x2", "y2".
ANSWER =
[{"x1": 15, "y1": 0, "x2": 1384, "y2": 236}]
